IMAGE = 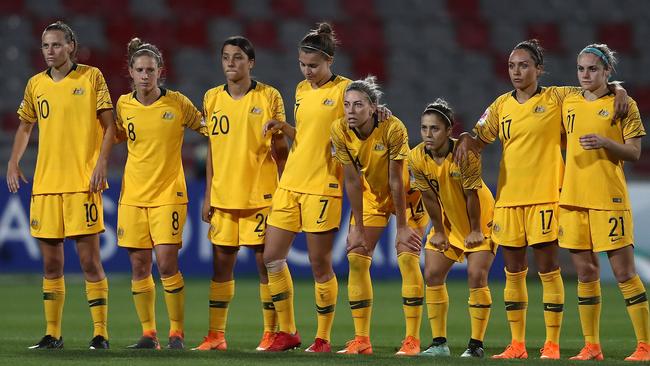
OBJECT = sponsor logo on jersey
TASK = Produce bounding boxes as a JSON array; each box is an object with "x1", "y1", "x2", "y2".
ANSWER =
[
  {"x1": 250, "y1": 107, "x2": 262, "y2": 115},
  {"x1": 612, "y1": 197, "x2": 622, "y2": 203},
  {"x1": 329, "y1": 183, "x2": 339, "y2": 189},
  {"x1": 323, "y1": 98, "x2": 335, "y2": 106},
  {"x1": 72, "y1": 88, "x2": 85, "y2": 95},
  {"x1": 374, "y1": 143, "x2": 385, "y2": 151},
  {"x1": 598, "y1": 109, "x2": 610, "y2": 118},
  {"x1": 263, "y1": 194, "x2": 272, "y2": 199},
  {"x1": 177, "y1": 192, "x2": 183, "y2": 197},
  {"x1": 162, "y1": 111, "x2": 175, "y2": 120},
  {"x1": 534, "y1": 105, "x2": 546, "y2": 113}
]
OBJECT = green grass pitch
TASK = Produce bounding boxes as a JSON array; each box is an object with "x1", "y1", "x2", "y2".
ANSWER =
[{"x1": 0, "y1": 275, "x2": 640, "y2": 365}]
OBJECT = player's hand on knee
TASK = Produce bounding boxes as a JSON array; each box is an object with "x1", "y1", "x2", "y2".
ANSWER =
[
  {"x1": 397, "y1": 227, "x2": 422, "y2": 252},
  {"x1": 346, "y1": 226, "x2": 367, "y2": 253}
]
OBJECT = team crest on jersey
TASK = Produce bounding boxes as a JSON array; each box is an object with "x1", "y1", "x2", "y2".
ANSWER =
[
  {"x1": 323, "y1": 98, "x2": 335, "y2": 106},
  {"x1": 250, "y1": 106, "x2": 262, "y2": 115},
  {"x1": 450, "y1": 170, "x2": 461, "y2": 179},
  {"x1": 477, "y1": 109, "x2": 489, "y2": 126},
  {"x1": 72, "y1": 88, "x2": 85, "y2": 95},
  {"x1": 117, "y1": 227, "x2": 124, "y2": 238},
  {"x1": 162, "y1": 111, "x2": 175, "y2": 120},
  {"x1": 30, "y1": 219, "x2": 40, "y2": 230},
  {"x1": 374, "y1": 143, "x2": 386, "y2": 151},
  {"x1": 533, "y1": 105, "x2": 546, "y2": 113},
  {"x1": 598, "y1": 109, "x2": 610, "y2": 118}
]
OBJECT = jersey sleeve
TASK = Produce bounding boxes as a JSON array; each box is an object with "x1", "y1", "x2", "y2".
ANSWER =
[
  {"x1": 93, "y1": 68, "x2": 113, "y2": 111},
  {"x1": 549, "y1": 86, "x2": 581, "y2": 105},
  {"x1": 269, "y1": 87, "x2": 286, "y2": 122},
  {"x1": 622, "y1": 99, "x2": 646, "y2": 140},
  {"x1": 179, "y1": 93, "x2": 207, "y2": 136},
  {"x1": 115, "y1": 96, "x2": 126, "y2": 134},
  {"x1": 387, "y1": 119, "x2": 410, "y2": 160},
  {"x1": 17, "y1": 77, "x2": 37, "y2": 123},
  {"x1": 407, "y1": 150, "x2": 430, "y2": 192},
  {"x1": 460, "y1": 151, "x2": 483, "y2": 190},
  {"x1": 330, "y1": 120, "x2": 352, "y2": 165},
  {"x1": 474, "y1": 97, "x2": 501, "y2": 144}
]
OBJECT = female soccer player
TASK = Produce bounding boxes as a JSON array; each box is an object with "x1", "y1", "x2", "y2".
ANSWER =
[
  {"x1": 7, "y1": 21, "x2": 114, "y2": 350},
  {"x1": 192, "y1": 36, "x2": 287, "y2": 352},
  {"x1": 260, "y1": 23, "x2": 349, "y2": 353},
  {"x1": 115, "y1": 38, "x2": 206, "y2": 350},
  {"x1": 408, "y1": 99, "x2": 495, "y2": 358},
  {"x1": 559, "y1": 44, "x2": 648, "y2": 361},
  {"x1": 332, "y1": 77, "x2": 426, "y2": 356},
  {"x1": 455, "y1": 39, "x2": 628, "y2": 359}
]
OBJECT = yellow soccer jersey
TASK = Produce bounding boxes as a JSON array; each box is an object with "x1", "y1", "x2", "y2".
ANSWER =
[
  {"x1": 17, "y1": 64, "x2": 113, "y2": 194},
  {"x1": 116, "y1": 88, "x2": 206, "y2": 206},
  {"x1": 474, "y1": 86, "x2": 580, "y2": 207},
  {"x1": 331, "y1": 114, "x2": 410, "y2": 212},
  {"x1": 204, "y1": 80, "x2": 285, "y2": 209},
  {"x1": 279, "y1": 75, "x2": 350, "y2": 197},
  {"x1": 408, "y1": 141, "x2": 495, "y2": 247},
  {"x1": 560, "y1": 94, "x2": 645, "y2": 210}
]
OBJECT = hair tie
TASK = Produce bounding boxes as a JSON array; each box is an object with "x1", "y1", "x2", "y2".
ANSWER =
[
  {"x1": 581, "y1": 47, "x2": 610, "y2": 67},
  {"x1": 300, "y1": 45, "x2": 332, "y2": 58},
  {"x1": 423, "y1": 106, "x2": 453, "y2": 127}
]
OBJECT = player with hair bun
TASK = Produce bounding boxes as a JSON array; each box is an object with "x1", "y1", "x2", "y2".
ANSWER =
[
  {"x1": 409, "y1": 98, "x2": 495, "y2": 358},
  {"x1": 115, "y1": 37, "x2": 206, "y2": 350},
  {"x1": 560, "y1": 43, "x2": 648, "y2": 361},
  {"x1": 8, "y1": 20, "x2": 115, "y2": 350}
]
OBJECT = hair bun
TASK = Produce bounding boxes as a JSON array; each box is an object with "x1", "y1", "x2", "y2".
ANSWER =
[
  {"x1": 127, "y1": 37, "x2": 144, "y2": 56},
  {"x1": 316, "y1": 22, "x2": 333, "y2": 35}
]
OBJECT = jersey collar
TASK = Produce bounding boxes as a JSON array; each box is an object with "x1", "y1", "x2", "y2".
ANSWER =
[
  {"x1": 350, "y1": 113, "x2": 379, "y2": 140},
  {"x1": 510, "y1": 85, "x2": 542, "y2": 100},
  {"x1": 132, "y1": 87, "x2": 166, "y2": 104},
  {"x1": 424, "y1": 138, "x2": 455, "y2": 160},
  {"x1": 46, "y1": 62, "x2": 78, "y2": 79},
  {"x1": 224, "y1": 79, "x2": 257, "y2": 97}
]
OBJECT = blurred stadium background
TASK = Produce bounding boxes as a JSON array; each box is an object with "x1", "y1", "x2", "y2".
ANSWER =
[{"x1": 0, "y1": 0, "x2": 649, "y2": 280}]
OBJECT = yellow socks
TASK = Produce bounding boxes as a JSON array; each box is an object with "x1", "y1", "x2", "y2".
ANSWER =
[
  {"x1": 208, "y1": 280, "x2": 234, "y2": 333},
  {"x1": 86, "y1": 278, "x2": 108, "y2": 338},
  {"x1": 398, "y1": 252, "x2": 424, "y2": 339},
  {"x1": 268, "y1": 265, "x2": 296, "y2": 334},
  {"x1": 468, "y1": 286, "x2": 491, "y2": 342},
  {"x1": 260, "y1": 283, "x2": 277, "y2": 333},
  {"x1": 161, "y1": 272, "x2": 185, "y2": 335},
  {"x1": 577, "y1": 279, "x2": 601, "y2": 344},
  {"x1": 348, "y1": 253, "x2": 373, "y2": 337},
  {"x1": 504, "y1": 268, "x2": 528, "y2": 343},
  {"x1": 43, "y1": 277, "x2": 65, "y2": 338},
  {"x1": 619, "y1": 275, "x2": 649, "y2": 343},
  {"x1": 426, "y1": 284, "x2": 448, "y2": 339},
  {"x1": 539, "y1": 269, "x2": 563, "y2": 344},
  {"x1": 132, "y1": 275, "x2": 156, "y2": 334},
  {"x1": 315, "y1": 276, "x2": 338, "y2": 341}
]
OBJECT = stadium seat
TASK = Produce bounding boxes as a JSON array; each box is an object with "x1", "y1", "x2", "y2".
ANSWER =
[
  {"x1": 527, "y1": 23, "x2": 562, "y2": 53},
  {"x1": 455, "y1": 19, "x2": 490, "y2": 51},
  {"x1": 235, "y1": 0, "x2": 272, "y2": 18},
  {"x1": 245, "y1": 20, "x2": 279, "y2": 50},
  {"x1": 271, "y1": 0, "x2": 304, "y2": 18},
  {"x1": 597, "y1": 22, "x2": 635, "y2": 54}
]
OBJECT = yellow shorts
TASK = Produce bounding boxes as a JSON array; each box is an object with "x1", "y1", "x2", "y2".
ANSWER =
[
  {"x1": 491, "y1": 203, "x2": 558, "y2": 247},
  {"x1": 425, "y1": 232, "x2": 496, "y2": 263},
  {"x1": 558, "y1": 206, "x2": 634, "y2": 252},
  {"x1": 208, "y1": 207, "x2": 270, "y2": 246},
  {"x1": 350, "y1": 190, "x2": 428, "y2": 228},
  {"x1": 267, "y1": 188, "x2": 342, "y2": 233},
  {"x1": 30, "y1": 192, "x2": 104, "y2": 239},
  {"x1": 117, "y1": 204, "x2": 186, "y2": 248}
]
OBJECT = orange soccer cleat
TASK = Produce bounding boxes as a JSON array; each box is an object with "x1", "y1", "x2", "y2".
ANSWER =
[
  {"x1": 625, "y1": 342, "x2": 650, "y2": 362},
  {"x1": 540, "y1": 340, "x2": 560, "y2": 360},
  {"x1": 191, "y1": 331, "x2": 227, "y2": 351},
  {"x1": 256, "y1": 331, "x2": 277, "y2": 351},
  {"x1": 305, "y1": 337, "x2": 331, "y2": 353},
  {"x1": 492, "y1": 340, "x2": 528, "y2": 359},
  {"x1": 570, "y1": 342, "x2": 603, "y2": 361},
  {"x1": 395, "y1": 336, "x2": 420, "y2": 356},
  {"x1": 337, "y1": 336, "x2": 373, "y2": 355},
  {"x1": 265, "y1": 331, "x2": 301, "y2": 352}
]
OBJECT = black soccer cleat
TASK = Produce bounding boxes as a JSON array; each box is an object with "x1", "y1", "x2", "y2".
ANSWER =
[
  {"x1": 28, "y1": 335, "x2": 64, "y2": 349},
  {"x1": 460, "y1": 346, "x2": 485, "y2": 358},
  {"x1": 89, "y1": 335, "x2": 109, "y2": 349},
  {"x1": 167, "y1": 335, "x2": 185, "y2": 349},
  {"x1": 127, "y1": 335, "x2": 160, "y2": 349}
]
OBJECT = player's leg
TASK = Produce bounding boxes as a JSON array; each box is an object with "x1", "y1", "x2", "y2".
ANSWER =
[
  {"x1": 532, "y1": 241, "x2": 563, "y2": 359},
  {"x1": 608, "y1": 245, "x2": 650, "y2": 361},
  {"x1": 395, "y1": 225, "x2": 425, "y2": 356},
  {"x1": 126, "y1": 248, "x2": 160, "y2": 349},
  {"x1": 420, "y1": 249, "x2": 454, "y2": 357},
  {"x1": 251, "y1": 244, "x2": 277, "y2": 351},
  {"x1": 338, "y1": 224, "x2": 384, "y2": 355},
  {"x1": 568, "y1": 249, "x2": 603, "y2": 360},
  {"x1": 155, "y1": 243, "x2": 183, "y2": 349},
  {"x1": 461, "y1": 249, "x2": 495, "y2": 358}
]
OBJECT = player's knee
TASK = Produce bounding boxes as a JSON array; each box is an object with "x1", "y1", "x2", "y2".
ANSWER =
[
  {"x1": 309, "y1": 256, "x2": 332, "y2": 279},
  {"x1": 265, "y1": 259, "x2": 287, "y2": 274},
  {"x1": 157, "y1": 260, "x2": 178, "y2": 278},
  {"x1": 43, "y1": 260, "x2": 64, "y2": 278},
  {"x1": 467, "y1": 267, "x2": 488, "y2": 288},
  {"x1": 576, "y1": 262, "x2": 600, "y2": 282},
  {"x1": 424, "y1": 267, "x2": 445, "y2": 286},
  {"x1": 612, "y1": 267, "x2": 636, "y2": 284},
  {"x1": 504, "y1": 262, "x2": 527, "y2": 273}
]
